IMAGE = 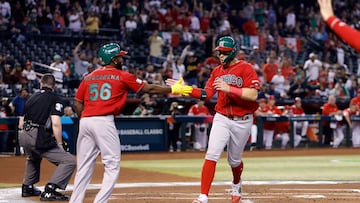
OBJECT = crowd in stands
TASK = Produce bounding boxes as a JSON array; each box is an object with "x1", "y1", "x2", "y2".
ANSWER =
[{"x1": 1, "y1": 0, "x2": 360, "y2": 116}]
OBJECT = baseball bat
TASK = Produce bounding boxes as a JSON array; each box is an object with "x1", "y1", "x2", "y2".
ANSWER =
[
  {"x1": 32, "y1": 61, "x2": 61, "y2": 72},
  {"x1": 35, "y1": 72, "x2": 63, "y2": 83}
]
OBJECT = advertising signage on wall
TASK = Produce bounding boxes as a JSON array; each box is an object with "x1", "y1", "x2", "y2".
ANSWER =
[{"x1": 115, "y1": 116, "x2": 167, "y2": 152}]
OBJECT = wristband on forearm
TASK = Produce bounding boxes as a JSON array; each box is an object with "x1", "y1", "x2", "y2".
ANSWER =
[
  {"x1": 230, "y1": 86, "x2": 243, "y2": 97},
  {"x1": 190, "y1": 88, "x2": 207, "y2": 100}
]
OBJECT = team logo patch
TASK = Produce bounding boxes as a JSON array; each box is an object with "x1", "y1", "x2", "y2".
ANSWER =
[
  {"x1": 136, "y1": 78, "x2": 143, "y2": 84},
  {"x1": 55, "y1": 103, "x2": 63, "y2": 112}
]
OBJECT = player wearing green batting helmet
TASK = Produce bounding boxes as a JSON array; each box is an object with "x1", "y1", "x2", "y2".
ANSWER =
[
  {"x1": 98, "y1": 43, "x2": 128, "y2": 68},
  {"x1": 215, "y1": 36, "x2": 237, "y2": 64}
]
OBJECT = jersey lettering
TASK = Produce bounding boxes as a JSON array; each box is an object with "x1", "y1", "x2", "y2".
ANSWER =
[
  {"x1": 216, "y1": 74, "x2": 243, "y2": 87},
  {"x1": 89, "y1": 83, "x2": 112, "y2": 101}
]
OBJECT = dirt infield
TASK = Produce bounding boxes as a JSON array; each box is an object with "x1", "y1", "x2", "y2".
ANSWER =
[{"x1": 1, "y1": 148, "x2": 360, "y2": 203}]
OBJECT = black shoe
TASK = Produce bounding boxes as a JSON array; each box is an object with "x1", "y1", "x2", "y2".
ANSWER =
[
  {"x1": 40, "y1": 183, "x2": 69, "y2": 201},
  {"x1": 40, "y1": 191, "x2": 69, "y2": 201},
  {"x1": 22, "y1": 184, "x2": 41, "y2": 197}
]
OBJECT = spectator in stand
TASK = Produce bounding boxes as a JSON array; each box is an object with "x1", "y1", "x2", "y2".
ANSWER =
[
  {"x1": 27, "y1": 9, "x2": 41, "y2": 34},
  {"x1": 50, "y1": 54, "x2": 67, "y2": 84},
  {"x1": 182, "y1": 49, "x2": 199, "y2": 87},
  {"x1": 263, "y1": 56, "x2": 279, "y2": 83},
  {"x1": 266, "y1": 82, "x2": 281, "y2": 99},
  {"x1": 199, "y1": 7, "x2": 212, "y2": 33},
  {"x1": 0, "y1": 0, "x2": 11, "y2": 20},
  {"x1": 22, "y1": 61, "x2": 39, "y2": 90},
  {"x1": 85, "y1": 9, "x2": 100, "y2": 34},
  {"x1": 249, "y1": 45, "x2": 263, "y2": 67},
  {"x1": 81, "y1": 62, "x2": 95, "y2": 79},
  {"x1": 204, "y1": 50, "x2": 221, "y2": 70},
  {"x1": 148, "y1": 29, "x2": 164, "y2": 67},
  {"x1": 73, "y1": 41, "x2": 90, "y2": 78},
  {"x1": 52, "y1": 10, "x2": 65, "y2": 33},
  {"x1": 288, "y1": 76, "x2": 307, "y2": 99},
  {"x1": 67, "y1": 7, "x2": 84, "y2": 35},
  {"x1": 162, "y1": 47, "x2": 185, "y2": 80},
  {"x1": 0, "y1": 13, "x2": 9, "y2": 33},
  {"x1": 11, "y1": 62, "x2": 27, "y2": 86},
  {"x1": 322, "y1": 94, "x2": 343, "y2": 146},
  {"x1": 271, "y1": 68, "x2": 287, "y2": 98},
  {"x1": 329, "y1": 80, "x2": 349, "y2": 99},
  {"x1": 9, "y1": 87, "x2": 29, "y2": 116},
  {"x1": 280, "y1": 57, "x2": 295, "y2": 81},
  {"x1": 304, "y1": 53, "x2": 322, "y2": 85},
  {"x1": 2, "y1": 63, "x2": 15, "y2": 85},
  {"x1": 132, "y1": 93, "x2": 157, "y2": 116},
  {"x1": 187, "y1": 99, "x2": 211, "y2": 151},
  {"x1": 248, "y1": 56, "x2": 263, "y2": 84}
]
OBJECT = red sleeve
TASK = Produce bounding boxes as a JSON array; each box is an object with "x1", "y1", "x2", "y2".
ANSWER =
[
  {"x1": 322, "y1": 104, "x2": 331, "y2": 115},
  {"x1": 75, "y1": 80, "x2": 86, "y2": 103},
  {"x1": 122, "y1": 72, "x2": 145, "y2": 93},
  {"x1": 241, "y1": 63, "x2": 261, "y2": 90},
  {"x1": 326, "y1": 16, "x2": 360, "y2": 52}
]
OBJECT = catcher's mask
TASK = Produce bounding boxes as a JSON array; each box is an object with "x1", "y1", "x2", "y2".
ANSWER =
[{"x1": 215, "y1": 36, "x2": 237, "y2": 64}]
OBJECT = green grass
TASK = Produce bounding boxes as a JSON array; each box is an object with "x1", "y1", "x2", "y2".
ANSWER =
[{"x1": 120, "y1": 155, "x2": 360, "y2": 181}]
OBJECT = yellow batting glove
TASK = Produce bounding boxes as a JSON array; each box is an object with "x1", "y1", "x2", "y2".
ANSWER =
[{"x1": 171, "y1": 80, "x2": 193, "y2": 96}]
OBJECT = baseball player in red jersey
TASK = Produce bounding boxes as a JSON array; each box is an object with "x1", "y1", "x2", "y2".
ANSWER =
[
  {"x1": 350, "y1": 88, "x2": 360, "y2": 109},
  {"x1": 168, "y1": 36, "x2": 261, "y2": 203},
  {"x1": 188, "y1": 100, "x2": 211, "y2": 151},
  {"x1": 252, "y1": 98, "x2": 268, "y2": 149},
  {"x1": 343, "y1": 102, "x2": 360, "y2": 147},
  {"x1": 322, "y1": 95, "x2": 343, "y2": 147},
  {"x1": 318, "y1": 0, "x2": 360, "y2": 52},
  {"x1": 69, "y1": 43, "x2": 190, "y2": 203},
  {"x1": 289, "y1": 97, "x2": 307, "y2": 147}
]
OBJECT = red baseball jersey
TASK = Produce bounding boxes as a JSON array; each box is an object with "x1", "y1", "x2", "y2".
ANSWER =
[
  {"x1": 350, "y1": 97, "x2": 360, "y2": 109},
  {"x1": 204, "y1": 60, "x2": 261, "y2": 117},
  {"x1": 75, "y1": 66, "x2": 145, "y2": 117},
  {"x1": 290, "y1": 105, "x2": 305, "y2": 115},
  {"x1": 188, "y1": 104, "x2": 211, "y2": 116}
]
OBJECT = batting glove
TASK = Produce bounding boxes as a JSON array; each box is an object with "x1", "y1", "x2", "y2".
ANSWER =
[{"x1": 171, "y1": 78, "x2": 193, "y2": 96}]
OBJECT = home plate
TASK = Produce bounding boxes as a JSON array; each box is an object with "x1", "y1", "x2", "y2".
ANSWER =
[{"x1": 293, "y1": 195, "x2": 325, "y2": 198}]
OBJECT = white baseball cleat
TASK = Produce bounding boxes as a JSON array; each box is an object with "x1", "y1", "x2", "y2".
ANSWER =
[
  {"x1": 192, "y1": 194, "x2": 208, "y2": 203},
  {"x1": 231, "y1": 181, "x2": 242, "y2": 203}
]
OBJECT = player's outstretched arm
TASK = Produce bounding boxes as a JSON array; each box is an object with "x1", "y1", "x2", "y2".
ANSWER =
[
  {"x1": 318, "y1": 0, "x2": 334, "y2": 21},
  {"x1": 318, "y1": 0, "x2": 360, "y2": 52}
]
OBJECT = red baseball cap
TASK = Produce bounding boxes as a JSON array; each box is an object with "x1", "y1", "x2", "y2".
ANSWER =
[
  {"x1": 258, "y1": 98, "x2": 266, "y2": 103},
  {"x1": 268, "y1": 95, "x2": 275, "y2": 100}
]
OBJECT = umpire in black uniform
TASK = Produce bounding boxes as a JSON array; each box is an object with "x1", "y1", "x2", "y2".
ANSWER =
[{"x1": 18, "y1": 74, "x2": 76, "y2": 201}]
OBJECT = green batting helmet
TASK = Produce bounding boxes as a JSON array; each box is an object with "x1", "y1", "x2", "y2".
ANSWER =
[
  {"x1": 215, "y1": 36, "x2": 237, "y2": 63},
  {"x1": 98, "y1": 43, "x2": 128, "y2": 65}
]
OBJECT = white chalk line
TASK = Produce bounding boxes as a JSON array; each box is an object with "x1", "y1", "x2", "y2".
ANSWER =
[{"x1": 1, "y1": 181, "x2": 360, "y2": 202}]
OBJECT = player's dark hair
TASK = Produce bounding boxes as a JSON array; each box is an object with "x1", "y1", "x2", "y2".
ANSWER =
[{"x1": 41, "y1": 73, "x2": 56, "y2": 87}]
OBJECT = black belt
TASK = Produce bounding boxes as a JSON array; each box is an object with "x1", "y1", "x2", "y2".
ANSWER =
[
  {"x1": 221, "y1": 113, "x2": 251, "y2": 121},
  {"x1": 23, "y1": 120, "x2": 40, "y2": 131}
]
